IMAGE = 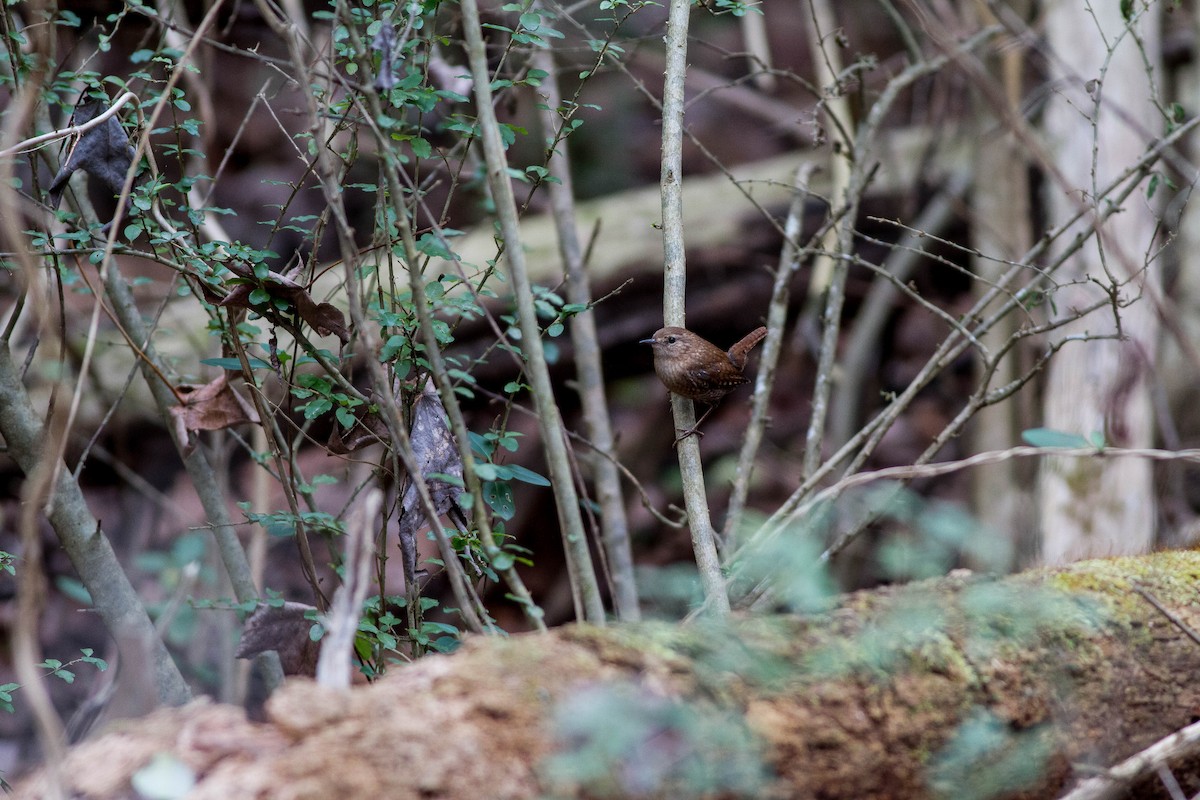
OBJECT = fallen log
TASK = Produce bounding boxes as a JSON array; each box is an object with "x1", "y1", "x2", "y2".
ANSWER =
[{"x1": 17, "y1": 549, "x2": 1200, "y2": 799}]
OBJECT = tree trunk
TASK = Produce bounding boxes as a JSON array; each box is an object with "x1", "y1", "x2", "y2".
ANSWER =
[
  {"x1": 1038, "y1": 0, "x2": 1162, "y2": 564},
  {"x1": 17, "y1": 549, "x2": 1200, "y2": 799}
]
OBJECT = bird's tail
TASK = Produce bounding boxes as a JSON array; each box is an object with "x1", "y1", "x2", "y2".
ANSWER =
[{"x1": 727, "y1": 326, "x2": 768, "y2": 369}]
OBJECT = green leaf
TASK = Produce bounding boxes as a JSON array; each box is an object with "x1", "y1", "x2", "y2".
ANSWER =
[
  {"x1": 1020, "y1": 428, "x2": 1091, "y2": 449},
  {"x1": 482, "y1": 481, "x2": 515, "y2": 520},
  {"x1": 380, "y1": 334, "x2": 408, "y2": 362},
  {"x1": 200, "y1": 356, "x2": 271, "y2": 370},
  {"x1": 474, "y1": 462, "x2": 501, "y2": 481},
  {"x1": 303, "y1": 397, "x2": 333, "y2": 420},
  {"x1": 416, "y1": 233, "x2": 457, "y2": 261},
  {"x1": 504, "y1": 464, "x2": 551, "y2": 487},
  {"x1": 429, "y1": 635, "x2": 461, "y2": 653},
  {"x1": 468, "y1": 431, "x2": 494, "y2": 458}
]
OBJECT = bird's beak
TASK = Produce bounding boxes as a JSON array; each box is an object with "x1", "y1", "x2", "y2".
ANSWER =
[{"x1": 639, "y1": 337, "x2": 655, "y2": 345}]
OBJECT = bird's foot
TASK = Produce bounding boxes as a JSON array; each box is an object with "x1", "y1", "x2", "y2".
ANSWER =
[{"x1": 673, "y1": 427, "x2": 705, "y2": 447}]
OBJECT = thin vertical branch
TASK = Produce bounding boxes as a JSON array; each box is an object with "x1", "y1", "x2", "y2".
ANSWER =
[
  {"x1": 723, "y1": 164, "x2": 817, "y2": 545},
  {"x1": 803, "y1": 0, "x2": 853, "y2": 306},
  {"x1": 316, "y1": 489, "x2": 380, "y2": 689},
  {"x1": 740, "y1": 8, "x2": 774, "y2": 91},
  {"x1": 97, "y1": 263, "x2": 285, "y2": 689},
  {"x1": 16, "y1": 410, "x2": 68, "y2": 800},
  {"x1": 531, "y1": 44, "x2": 640, "y2": 622},
  {"x1": 254, "y1": 0, "x2": 537, "y2": 632},
  {"x1": 660, "y1": 0, "x2": 729, "y2": 615},
  {"x1": 459, "y1": 0, "x2": 607, "y2": 624},
  {"x1": 802, "y1": 29, "x2": 995, "y2": 480},
  {"x1": 334, "y1": 17, "x2": 546, "y2": 633}
]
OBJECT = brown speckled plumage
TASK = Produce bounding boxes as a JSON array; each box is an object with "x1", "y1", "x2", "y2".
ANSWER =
[{"x1": 640, "y1": 326, "x2": 767, "y2": 440}]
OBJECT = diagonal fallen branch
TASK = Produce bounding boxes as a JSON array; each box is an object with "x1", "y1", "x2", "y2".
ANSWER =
[{"x1": 1058, "y1": 718, "x2": 1200, "y2": 800}]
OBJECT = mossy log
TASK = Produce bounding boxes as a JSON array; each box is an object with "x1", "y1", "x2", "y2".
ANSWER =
[{"x1": 17, "y1": 550, "x2": 1200, "y2": 799}]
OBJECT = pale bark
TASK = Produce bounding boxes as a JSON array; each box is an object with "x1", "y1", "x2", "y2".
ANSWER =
[
  {"x1": 967, "y1": 1, "x2": 1036, "y2": 565},
  {"x1": 1038, "y1": 0, "x2": 1162, "y2": 564}
]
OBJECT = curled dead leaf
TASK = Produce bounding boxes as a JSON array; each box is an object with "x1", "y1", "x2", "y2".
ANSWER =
[
  {"x1": 235, "y1": 602, "x2": 321, "y2": 678},
  {"x1": 168, "y1": 374, "x2": 260, "y2": 455}
]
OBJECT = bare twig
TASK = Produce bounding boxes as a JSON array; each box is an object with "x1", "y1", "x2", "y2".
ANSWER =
[
  {"x1": 316, "y1": 489, "x2": 381, "y2": 689},
  {"x1": 722, "y1": 163, "x2": 818, "y2": 546},
  {"x1": 1132, "y1": 585, "x2": 1200, "y2": 649},
  {"x1": 532, "y1": 39, "x2": 639, "y2": 620},
  {"x1": 660, "y1": 0, "x2": 729, "y2": 615},
  {"x1": 0, "y1": 91, "x2": 137, "y2": 157},
  {"x1": 1058, "y1": 717, "x2": 1200, "y2": 800}
]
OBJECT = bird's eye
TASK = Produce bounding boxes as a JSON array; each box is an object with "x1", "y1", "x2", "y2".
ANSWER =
[{"x1": 667, "y1": 336, "x2": 676, "y2": 344}]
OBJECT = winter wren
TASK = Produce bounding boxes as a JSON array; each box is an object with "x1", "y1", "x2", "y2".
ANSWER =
[{"x1": 640, "y1": 325, "x2": 768, "y2": 441}]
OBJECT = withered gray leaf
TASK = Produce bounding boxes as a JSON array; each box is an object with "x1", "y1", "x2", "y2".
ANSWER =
[
  {"x1": 48, "y1": 98, "x2": 137, "y2": 210},
  {"x1": 397, "y1": 381, "x2": 463, "y2": 582},
  {"x1": 372, "y1": 22, "x2": 400, "y2": 91},
  {"x1": 236, "y1": 601, "x2": 321, "y2": 678}
]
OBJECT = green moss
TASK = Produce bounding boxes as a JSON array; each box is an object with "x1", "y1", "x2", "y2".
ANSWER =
[{"x1": 1045, "y1": 550, "x2": 1200, "y2": 637}]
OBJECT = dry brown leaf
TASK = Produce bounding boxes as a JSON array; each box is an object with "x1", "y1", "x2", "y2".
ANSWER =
[
  {"x1": 235, "y1": 602, "x2": 321, "y2": 678},
  {"x1": 217, "y1": 262, "x2": 350, "y2": 344},
  {"x1": 169, "y1": 374, "x2": 260, "y2": 455}
]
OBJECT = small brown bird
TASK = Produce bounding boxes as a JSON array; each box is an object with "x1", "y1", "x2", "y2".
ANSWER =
[{"x1": 640, "y1": 325, "x2": 768, "y2": 442}]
